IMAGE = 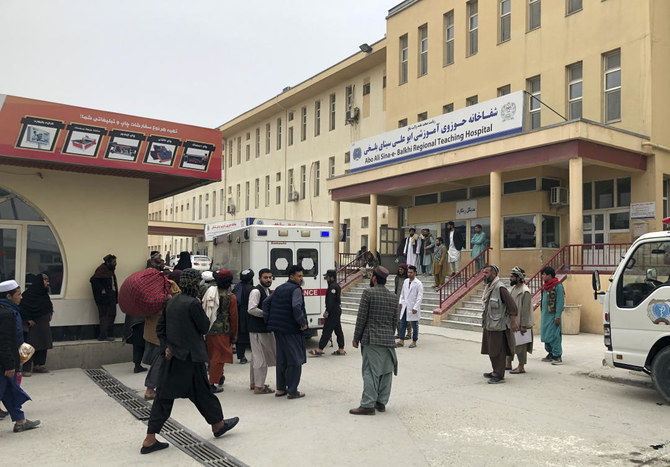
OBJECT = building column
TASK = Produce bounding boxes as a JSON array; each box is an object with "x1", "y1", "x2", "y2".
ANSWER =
[
  {"x1": 333, "y1": 200, "x2": 340, "y2": 263},
  {"x1": 490, "y1": 171, "x2": 502, "y2": 267},
  {"x1": 569, "y1": 157, "x2": 583, "y2": 245},
  {"x1": 369, "y1": 194, "x2": 378, "y2": 252}
]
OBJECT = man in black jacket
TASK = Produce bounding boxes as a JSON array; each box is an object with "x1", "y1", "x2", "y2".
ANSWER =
[
  {"x1": 310, "y1": 270, "x2": 345, "y2": 356},
  {"x1": 140, "y1": 269, "x2": 239, "y2": 454},
  {"x1": 89, "y1": 254, "x2": 118, "y2": 341},
  {"x1": 446, "y1": 222, "x2": 465, "y2": 276}
]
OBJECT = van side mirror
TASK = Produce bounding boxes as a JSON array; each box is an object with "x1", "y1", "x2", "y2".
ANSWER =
[{"x1": 592, "y1": 270, "x2": 605, "y2": 300}]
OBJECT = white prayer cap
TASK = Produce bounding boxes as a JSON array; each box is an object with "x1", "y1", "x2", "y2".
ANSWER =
[
  {"x1": 0, "y1": 280, "x2": 20, "y2": 293},
  {"x1": 201, "y1": 271, "x2": 214, "y2": 282}
]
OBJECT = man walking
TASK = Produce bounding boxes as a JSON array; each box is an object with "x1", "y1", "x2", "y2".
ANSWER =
[
  {"x1": 90, "y1": 254, "x2": 118, "y2": 341},
  {"x1": 350, "y1": 266, "x2": 398, "y2": 415},
  {"x1": 396, "y1": 265, "x2": 423, "y2": 348},
  {"x1": 445, "y1": 222, "x2": 465, "y2": 276},
  {"x1": 540, "y1": 266, "x2": 565, "y2": 365},
  {"x1": 247, "y1": 268, "x2": 276, "y2": 394},
  {"x1": 432, "y1": 236, "x2": 447, "y2": 288},
  {"x1": 310, "y1": 269, "x2": 345, "y2": 357},
  {"x1": 140, "y1": 269, "x2": 239, "y2": 454},
  {"x1": 263, "y1": 265, "x2": 308, "y2": 399},
  {"x1": 481, "y1": 265, "x2": 519, "y2": 384},
  {"x1": 506, "y1": 267, "x2": 534, "y2": 374}
]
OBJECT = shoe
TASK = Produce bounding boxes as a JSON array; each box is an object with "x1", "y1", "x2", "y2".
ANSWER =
[
  {"x1": 287, "y1": 392, "x2": 305, "y2": 399},
  {"x1": 488, "y1": 376, "x2": 505, "y2": 384},
  {"x1": 22, "y1": 371, "x2": 32, "y2": 377},
  {"x1": 218, "y1": 375, "x2": 225, "y2": 386},
  {"x1": 144, "y1": 390, "x2": 156, "y2": 401},
  {"x1": 541, "y1": 353, "x2": 554, "y2": 362},
  {"x1": 0, "y1": 410, "x2": 8, "y2": 419},
  {"x1": 140, "y1": 441, "x2": 169, "y2": 454},
  {"x1": 374, "y1": 402, "x2": 386, "y2": 412},
  {"x1": 551, "y1": 357, "x2": 563, "y2": 365},
  {"x1": 134, "y1": 366, "x2": 147, "y2": 374},
  {"x1": 238, "y1": 357, "x2": 248, "y2": 364},
  {"x1": 395, "y1": 341, "x2": 404, "y2": 347},
  {"x1": 13, "y1": 419, "x2": 40, "y2": 432},
  {"x1": 213, "y1": 417, "x2": 239, "y2": 438},
  {"x1": 32, "y1": 366, "x2": 49, "y2": 374},
  {"x1": 408, "y1": 342, "x2": 417, "y2": 348},
  {"x1": 210, "y1": 384, "x2": 223, "y2": 394},
  {"x1": 483, "y1": 372, "x2": 494, "y2": 378},
  {"x1": 349, "y1": 406, "x2": 375, "y2": 415}
]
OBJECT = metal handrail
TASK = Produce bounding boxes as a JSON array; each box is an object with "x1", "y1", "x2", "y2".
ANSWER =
[
  {"x1": 438, "y1": 247, "x2": 491, "y2": 306},
  {"x1": 336, "y1": 251, "x2": 367, "y2": 285}
]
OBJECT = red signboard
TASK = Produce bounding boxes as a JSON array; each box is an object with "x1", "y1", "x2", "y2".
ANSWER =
[{"x1": 0, "y1": 95, "x2": 221, "y2": 181}]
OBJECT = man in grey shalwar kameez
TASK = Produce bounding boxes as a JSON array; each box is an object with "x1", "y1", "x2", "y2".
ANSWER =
[{"x1": 350, "y1": 266, "x2": 398, "y2": 415}]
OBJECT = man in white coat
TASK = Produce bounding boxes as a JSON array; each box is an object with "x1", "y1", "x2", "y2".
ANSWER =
[
  {"x1": 402, "y1": 228, "x2": 421, "y2": 268},
  {"x1": 396, "y1": 265, "x2": 423, "y2": 348}
]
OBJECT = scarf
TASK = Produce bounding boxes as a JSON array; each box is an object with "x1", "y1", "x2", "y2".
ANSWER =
[
  {"x1": 482, "y1": 276, "x2": 500, "y2": 306},
  {"x1": 542, "y1": 277, "x2": 560, "y2": 292},
  {"x1": 92, "y1": 263, "x2": 118, "y2": 292},
  {"x1": 178, "y1": 268, "x2": 201, "y2": 298},
  {"x1": 20, "y1": 274, "x2": 54, "y2": 321}
]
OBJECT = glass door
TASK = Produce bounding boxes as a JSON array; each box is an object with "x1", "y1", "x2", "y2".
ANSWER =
[{"x1": 0, "y1": 224, "x2": 24, "y2": 286}]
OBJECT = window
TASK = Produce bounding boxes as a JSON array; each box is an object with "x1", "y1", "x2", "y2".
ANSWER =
[
  {"x1": 245, "y1": 144, "x2": 250, "y2": 161},
  {"x1": 329, "y1": 156, "x2": 335, "y2": 177},
  {"x1": 398, "y1": 118, "x2": 408, "y2": 128},
  {"x1": 329, "y1": 93, "x2": 336, "y2": 131},
  {"x1": 583, "y1": 182, "x2": 592, "y2": 210},
  {"x1": 276, "y1": 172, "x2": 281, "y2": 182},
  {"x1": 415, "y1": 193, "x2": 439, "y2": 206},
  {"x1": 527, "y1": 75, "x2": 541, "y2": 129},
  {"x1": 469, "y1": 219, "x2": 491, "y2": 251},
  {"x1": 440, "y1": 188, "x2": 468, "y2": 202},
  {"x1": 504, "y1": 215, "x2": 536, "y2": 248},
  {"x1": 617, "y1": 240, "x2": 670, "y2": 308},
  {"x1": 314, "y1": 161, "x2": 320, "y2": 197},
  {"x1": 245, "y1": 181, "x2": 250, "y2": 210},
  {"x1": 288, "y1": 169, "x2": 294, "y2": 193},
  {"x1": 499, "y1": 0, "x2": 511, "y2": 43},
  {"x1": 265, "y1": 176, "x2": 270, "y2": 207},
  {"x1": 198, "y1": 195, "x2": 202, "y2": 219},
  {"x1": 235, "y1": 186, "x2": 240, "y2": 211},
  {"x1": 236, "y1": 136, "x2": 241, "y2": 164},
  {"x1": 466, "y1": 95, "x2": 478, "y2": 107},
  {"x1": 418, "y1": 24, "x2": 428, "y2": 76},
  {"x1": 265, "y1": 123, "x2": 271, "y2": 154},
  {"x1": 664, "y1": 180, "x2": 669, "y2": 230},
  {"x1": 246, "y1": 132, "x2": 250, "y2": 141},
  {"x1": 345, "y1": 85, "x2": 354, "y2": 115},
  {"x1": 314, "y1": 101, "x2": 321, "y2": 136},
  {"x1": 470, "y1": 185, "x2": 490, "y2": 198},
  {"x1": 604, "y1": 49, "x2": 621, "y2": 123},
  {"x1": 594, "y1": 180, "x2": 614, "y2": 209},
  {"x1": 504, "y1": 178, "x2": 537, "y2": 194},
  {"x1": 300, "y1": 165, "x2": 306, "y2": 199},
  {"x1": 362, "y1": 83, "x2": 370, "y2": 95},
  {"x1": 212, "y1": 191, "x2": 216, "y2": 217},
  {"x1": 399, "y1": 34, "x2": 409, "y2": 84},
  {"x1": 288, "y1": 127, "x2": 293, "y2": 146},
  {"x1": 444, "y1": 10, "x2": 454, "y2": 66},
  {"x1": 270, "y1": 248, "x2": 293, "y2": 277},
  {"x1": 276, "y1": 186, "x2": 281, "y2": 205},
  {"x1": 542, "y1": 215, "x2": 560, "y2": 248},
  {"x1": 528, "y1": 0, "x2": 541, "y2": 30},
  {"x1": 361, "y1": 216, "x2": 369, "y2": 228},
  {"x1": 344, "y1": 151, "x2": 350, "y2": 163},
  {"x1": 255, "y1": 128, "x2": 260, "y2": 157},
  {"x1": 297, "y1": 249, "x2": 318, "y2": 277},
  {"x1": 443, "y1": 103, "x2": 454, "y2": 114},
  {"x1": 417, "y1": 112, "x2": 428, "y2": 122},
  {"x1": 301, "y1": 106, "x2": 307, "y2": 141},
  {"x1": 497, "y1": 84, "x2": 511, "y2": 96},
  {"x1": 567, "y1": 62, "x2": 583, "y2": 119},
  {"x1": 228, "y1": 141, "x2": 233, "y2": 168},
  {"x1": 277, "y1": 118, "x2": 282, "y2": 150},
  {"x1": 567, "y1": 0, "x2": 582, "y2": 15},
  {"x1": 220, "y1": 190, "x2": 224, "y2": 215},
  {"x1": 541, "y1": 178, "x2": 561, "y2": 191},
  {"x1": 467, "y1": 0, "x2": 478, "y2": 56},
  {"x1": 254, "y1": 178, "x2": 259, "y2": 209},
  {"x1": 609, "y1": 212, "x2": 629, "y2": 230},
  {"x1": 617, "y1": 177, "x2": 631, "y2": 206}
]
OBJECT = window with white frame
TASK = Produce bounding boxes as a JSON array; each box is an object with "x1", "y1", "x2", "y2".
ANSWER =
[
  {"x1": 329, "y1": 156, "x2": 335, "y2": 178},
  {"x1": 265, "y1": 124, "x2": 271, "y2": 154},
  {"x1": 604, "y1": 49, "x2": 621, "y2": 123},
  {"x1": 361, "y1": 217, "x2": 369, "y2": 228},
  {"x1": 329, "y1": 93, "x2": 336, "y2": 130},
  {"x1": 300, "y1": 107, "x2": 307, "y2": 141},
  {"x1": 418, "y1": 24, "x2": 428, "y2": 76},
  {"x1": 499, "y1": 0, "x2": 511, "y2": 43},
  {"x1": 467, "y1": 0, "x2": 478, "y2": 56},
  {"x1": 276, "y1": 118, "x2": 282, "y2": 150},
  {"x1": 314, "y1": 161, "x2": 320, "y2": 197},
  {"x1": 528, "y1": 0, "x2": 541, "y2": 31},
  {"x1": 265, "y1": 176, "x2": 270, "y2": 207},
  {"x1": 444, "y1": 10, "x2": 454, "y2": 66},
  {"x1": 245, "y1": 182, "x2": 250, "y2": 211},
  {"x1": 288, "y1": 169, "x2": 294, "y2": 193},
  {"x1": 255, "y1": 128, "x2": 260, "y2": 157},
  {"x1": 527, "y1": 75, "x2": 541, "y2": 129},
  {"x1": 504, "y1": 215, "x2": 536, "y2": 248},
  {"x1": 399, "y1": 34, "x2": 409, "y2": 84},
  {"x1": 300, "y1": 165, "x2": 306, "y2": 200},
  {"x1": 314, "y1": 101, "x2": 321, "y2": 137},
  {"x1": 254, "y1": 178, "x2": 259, "y2": 209},
  {"x1": 236, "y1": 136, "x2": 241, "y2": 164},
  {"x1": 567, "y1": 61, "x2": 583, "y2": 120},
  {"x1": 567, "y1": 0, "x2": 582, "y2": 15},
  {"x1": 228, "y1": 141, "x2": 233, "y2": 168}
]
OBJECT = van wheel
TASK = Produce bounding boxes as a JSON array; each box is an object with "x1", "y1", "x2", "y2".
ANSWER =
[{"x1": 651, "y1": 346, "x2": 670, "y2": 403}]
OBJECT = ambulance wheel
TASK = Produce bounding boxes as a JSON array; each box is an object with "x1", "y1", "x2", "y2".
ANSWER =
[{"x1": 651, "y1": 346, "x2": 670, "y2": 403}]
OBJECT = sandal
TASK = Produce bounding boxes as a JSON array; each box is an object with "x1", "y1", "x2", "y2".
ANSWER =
[
  {"x1": 408, "y1": 342, "x2": 417, "y2": 348},
  {"x1": 331, "y1": 350, "x2": 346, "y2": 356},
  {"x1": 254, "y1": 385, "x2": 274, "y2": 394},
  {"x1": 308, "y1": 349, "x2": 324, "y2": 357},
  {"x1": 275, "y1": 391, "x2": 287, "y2": 397},
  {"x1": 287, "y1": 392, "x2": 305, "y2": 399},
  {"x1": 510, "y1": 368, "x2": 526, "y2": 374}
]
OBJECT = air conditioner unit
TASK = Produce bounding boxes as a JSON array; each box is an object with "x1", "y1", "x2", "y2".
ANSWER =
[
  {"x1": 550, "y1": 186, "x2": 569, "y2": 206},
  {"x1": 226, "y1": 204, "x2": 236, "y2": 214},
  {"x1": 345, "y1": 107, "x2": 360, "y2": 124},
  {"x1": 288, "y1": 191, "x2": 300, "y2": 202}
]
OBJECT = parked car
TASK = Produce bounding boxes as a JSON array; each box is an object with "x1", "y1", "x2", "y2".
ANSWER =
[{"x1": 168, "y1": 254, "x2": 212, "y2": 271}]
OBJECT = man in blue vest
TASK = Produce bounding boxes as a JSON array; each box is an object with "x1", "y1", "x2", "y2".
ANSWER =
[{"x1": 263, "y1": 265, "x2": 308, "y2": 399}]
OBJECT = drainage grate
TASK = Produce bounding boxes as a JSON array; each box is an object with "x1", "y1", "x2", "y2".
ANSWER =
[{"x1": 84, "y1": 369, "x2": 247, "y2": 466}]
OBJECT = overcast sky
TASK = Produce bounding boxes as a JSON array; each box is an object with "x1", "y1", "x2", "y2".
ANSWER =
[{"x1": 0, "y1": 0, "x2": 391, "y2": 128}]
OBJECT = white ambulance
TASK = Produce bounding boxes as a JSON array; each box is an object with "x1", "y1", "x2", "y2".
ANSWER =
[
  {"x1": 211, "y1": 225, "x2": 335, "y2": 334},
  {"x1": 592, "y1": 219, "x2": 670, "y2": 402}
]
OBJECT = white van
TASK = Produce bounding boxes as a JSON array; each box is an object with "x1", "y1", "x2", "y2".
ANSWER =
[
  {"x1": 212, "y1": 225, "x2": 335, "y2": 334},
  {"x1": 592, "y1": 222, "x2": 670, "y2": 402}
]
